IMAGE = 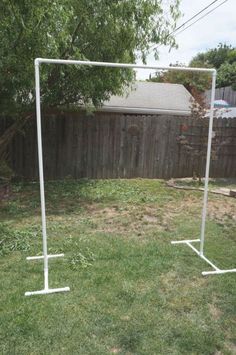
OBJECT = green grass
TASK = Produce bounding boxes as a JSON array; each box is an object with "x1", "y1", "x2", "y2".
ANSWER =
[{"x1": 0, "y1": 179, "x2": 236, "y2": 355}]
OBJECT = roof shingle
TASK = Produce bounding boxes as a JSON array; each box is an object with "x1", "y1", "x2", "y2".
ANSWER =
[{"x1": 101, "y1": 82, "x2": 192, "y2": 116}]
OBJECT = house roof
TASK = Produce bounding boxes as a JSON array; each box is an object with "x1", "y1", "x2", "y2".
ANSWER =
[{"x1": 100, "y1": 82, "x2": 192, "y2": 116}]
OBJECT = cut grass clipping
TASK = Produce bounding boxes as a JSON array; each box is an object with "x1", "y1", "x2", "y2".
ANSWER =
[{"x1": 0, "y1": 223, "x2": 34, "y2": 256}]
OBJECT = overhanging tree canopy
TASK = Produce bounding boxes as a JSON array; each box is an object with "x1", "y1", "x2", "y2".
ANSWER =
[
  {"x1": 0, "y1": 0, "x2": 181, "y2": 166},
  {"x1": 0, "y1": 0, "x2": 181, "y2": 115}
]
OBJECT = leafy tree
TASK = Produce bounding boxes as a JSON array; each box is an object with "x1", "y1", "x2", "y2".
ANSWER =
[
  {"x1": 149, "y1": 43, "x2": 236, "y2": 95},
  {"x1": 190, "y1": 43, "x2": 236, "y2": 69},
  {"x1": 148, "y1": 62, "x2": 212, "y2": 96},
  {"x1": 0, "y1": 0, "x2": 181, "y2": 164},
  {"x1": 191, "y1": 43, "x2": 236, "y2": 89},
  {"x1": 216, "y1": 62, "x2": 236, "y2": 90}
]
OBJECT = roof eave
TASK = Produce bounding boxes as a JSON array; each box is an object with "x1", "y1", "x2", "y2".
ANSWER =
[{"x1": 98, "y1": 106, "x2": 191, "y2": 116}]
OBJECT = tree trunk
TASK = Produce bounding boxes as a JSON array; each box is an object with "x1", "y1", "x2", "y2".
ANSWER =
[{"x1": 0, "y1": 114, "x2": 33, "y2": 161}]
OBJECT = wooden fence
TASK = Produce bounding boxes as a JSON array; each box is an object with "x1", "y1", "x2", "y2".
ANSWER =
[
  {"x1": 1, "y1": 111, "x2": 236, "y2": 180},
  {"x1": 205, "y1": 86, "x2": 236, "y2": 106}
]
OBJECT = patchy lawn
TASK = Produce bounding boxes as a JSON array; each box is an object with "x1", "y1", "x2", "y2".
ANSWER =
[{"x1": 0, "y1": 179, "x2": 235, "y2": 355}]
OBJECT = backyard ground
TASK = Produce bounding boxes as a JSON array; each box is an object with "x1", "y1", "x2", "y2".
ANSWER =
[{"x1": 0, "y1": 179, "x2": 236, "y2": 355}]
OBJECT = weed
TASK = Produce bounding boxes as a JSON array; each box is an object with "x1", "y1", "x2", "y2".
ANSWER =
[
  {"x1": 0, "y1": 223, "x2": 39, "y2": 255},
  {"x1": 68, "y1": 248, "x2": 96, "y2": 270}
]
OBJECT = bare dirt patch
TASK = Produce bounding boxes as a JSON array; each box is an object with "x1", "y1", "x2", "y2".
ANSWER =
[
  {"x1": 162, "y1": 193, "x2": 236, "y2": 227},
  {"x1": 207, "y1": 199, "x2": 236, "y2": 223},
  {"x1": 83, "y1": 204, "x2": 166, "y2": 238},
  {"x1": 100, "y1": 207, "x2": 121, "y2": 218},
  {"x1": 143, "y1": 215, "x2": 158, "y2": 223},
  {"x1": 208, "y1": 303, "x2": 223, "y2": 320},
  {"x1": 225, "y1": 342, "x2": 236, "y2": 354},
  {"x1": 74, "y1": 192, "x2": 236, "y2": 240},
  {"x1": 110, "y1": 347, "x2": 122, "y2": 353}
]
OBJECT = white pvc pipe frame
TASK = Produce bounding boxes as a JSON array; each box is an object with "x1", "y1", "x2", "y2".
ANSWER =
[{"x1": 25, "y1": 58, "x2": 235, "y2": 296}]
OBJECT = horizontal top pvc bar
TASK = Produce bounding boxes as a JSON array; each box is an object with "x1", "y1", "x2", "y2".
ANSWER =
[{"x1": 35, "y1": 58, "x2": 216, "y2": 74}]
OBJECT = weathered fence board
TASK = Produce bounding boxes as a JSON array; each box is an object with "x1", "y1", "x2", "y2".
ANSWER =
[
  {"x1": 1, "y1": 111, "x2": 236, "y2": 180},
  {"x1": 205, "y1": 86, "x2": 236, "y2": 106}
]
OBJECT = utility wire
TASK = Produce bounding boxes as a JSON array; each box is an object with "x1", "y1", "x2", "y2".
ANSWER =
[
  {"x1": 164, "y1": 0, "x2": 219, "y2": 38},
  {"x1": 172, "y1": 0, "x2": 228, "y2": 38},
  {"x1": 148, "y1": 0, "x2": 229, "y2": 78},
  {"x1": 150, "y1": 0, "x2": 228, "y2": 52}
]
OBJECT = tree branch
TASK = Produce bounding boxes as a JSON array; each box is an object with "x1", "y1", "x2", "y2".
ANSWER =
[
  {"x1": 0, "y1": 114, "x2": 33, "y2": 161},
  {"x1": 46, "y1": 20, "x2": 83, "y2": 90}
]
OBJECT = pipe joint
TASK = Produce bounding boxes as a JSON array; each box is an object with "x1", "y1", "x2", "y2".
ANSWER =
[
  {"x1": 34, "y1": 58, "x2": 41, "y2": 66},
  {"x1": 212, "y1": 69, "x2": 217, "y2": 77}
]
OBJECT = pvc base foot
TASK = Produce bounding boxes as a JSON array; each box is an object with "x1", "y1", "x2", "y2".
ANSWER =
[
  {"x1": 171, "y1": 239, "x2": 200, "y2": 244},
  {"x1": 171, "y1": 239, "x2": 236, "y2": 277},
  {"x1": 25, "y1": 287, "x2": 70, "y2": 296},
  {"x1": 27, "y1": 253, "x2": 64, "y2": 261},
  {"x1": 202, "y1": 269, "x2": 236, "y2": 276}
]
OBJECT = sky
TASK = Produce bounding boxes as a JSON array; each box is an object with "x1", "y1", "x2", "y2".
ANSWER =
[{"x1": 136, "y1": 0, "x2": 236, "y2": 79}]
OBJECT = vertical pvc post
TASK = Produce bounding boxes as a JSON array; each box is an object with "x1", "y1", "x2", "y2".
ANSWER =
[
  {"x1": 200, "y1": 71, "x2": 216, "y2": 256},
  {"x1": 35, "y1": 59, "x2": 49, "y2": 290}
]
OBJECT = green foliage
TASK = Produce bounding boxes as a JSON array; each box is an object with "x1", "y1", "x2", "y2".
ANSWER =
[
  {"x1": 149, "y1": 43, "x2": 236, "y2": 92},
  {"x1": 217, "y1": 62, "x2": 236, "y2": 90},
  {"x1": 148, "y1": 62, "x2": 211, "y2": 93},
  {"x1": 0, "y1": 0, "x2": 181, "y2": 116},
  {"x1": 191, "y1": 43, "x2": 236, "y2": 89},
  {"x1": 191, "y1": 43, "x2": 236, "y2": 69}
]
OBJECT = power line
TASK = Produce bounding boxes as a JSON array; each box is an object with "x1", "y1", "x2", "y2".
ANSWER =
[
  {"x1": 173, "y1": 0, "x2": 229, "y2": 37},
  {"x1": 148, "y1": 0, "x2": 229, "y2": 78},
  {"x1": 150, "y1": 0, "x2": 220, "y2": 51},
  {"x1": 164, "y1": 0, "x2": 220, "y2": 39},
  {"x1": 150, "y1": 0, "x2": 228, "y2": 52}
]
